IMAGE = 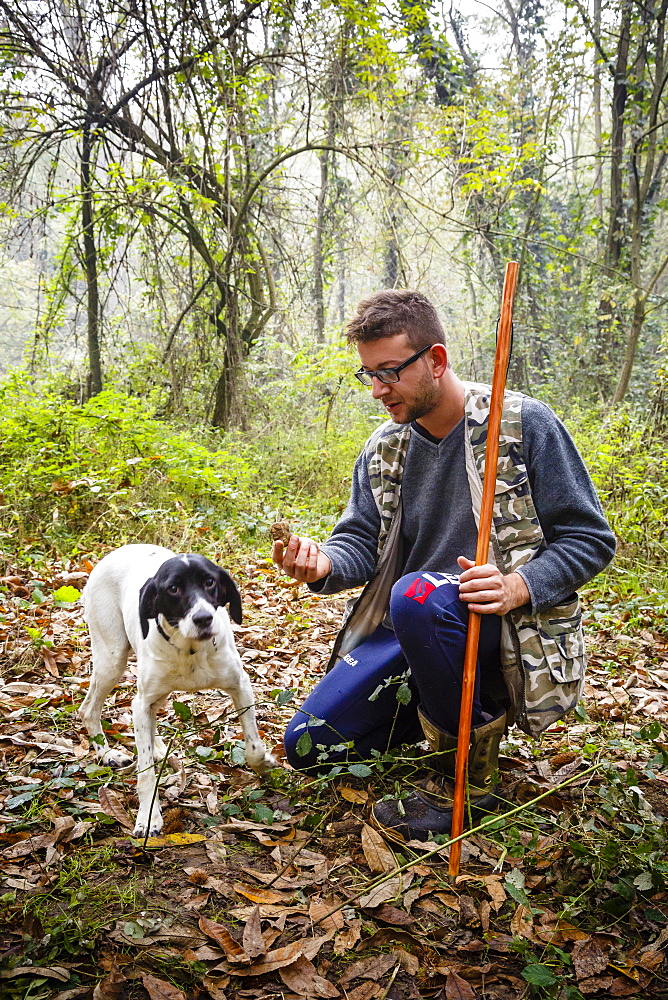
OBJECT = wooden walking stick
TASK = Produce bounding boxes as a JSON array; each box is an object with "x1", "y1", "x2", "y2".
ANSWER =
[{"x1": 448, "y1": 260, "x2": 519, "y2": 878}]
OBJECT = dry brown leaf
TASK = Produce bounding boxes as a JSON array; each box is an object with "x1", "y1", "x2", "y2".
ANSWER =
[
  {"x1": 638, "y1": 949, "x2": 664, "y2": 970},
  {"x1": 346, "y1": 985, "x2": 381, "y2": 1000},
  {"x1": 219, "y1": 940, "x2": 304, "y2": 976},
  {"x1": 480, "y1": 876, "x2": 506, "y2": 912},
  {"x1": 361, "y1": 824, "x2": 396, "y2": 874},
  {"x1": 242, "y1": 905, "x2": 266, "y2": 959},
  {"x1": 141, "y1": 973, "x2": 186, "y2": 1000},
  {"x1": 1, "y1": 966, "x2": 70, "y2": 982},
  {"x1": 334, "y1": 920, "x2": 362, "y2": 955},
  {"x1": 445, "y1": 970, "x2": 477, "y2": 999},
  {"x1": 370, "y1": 903, "x2": 414, "y2": 925},
  {"x1": 358, "y1": 876, "x2": 402, "y2": 909},
  {"x1": 199, "y1": 917, "x2": 250, "y2": 964},
  {"x1": 309, "y1": 897, "x2": 345, "y2": 933},
  {"x1": 92, "y1": 965, "x2": 127, "y2": 1000},
  {"x1": 510, "y1": 903, "x2": 534, "y2": 939},
  {"x1": 234, "y1": 881, "x2": 291, "y2": 904},
  {"x1": 340, "y1": 954, "x2": 397, "y2": 984},
  {"x1": 572, "y1": 937, "x2": 610, "y2": 980},
  {"x1": 395, "y1": 948, "x2": 420, "y2": 976},
  {"x1": 98, "y1": 787, "x2": 134, "y2": 829},
  {"x1": 339, "y1": 786, "x2": 368, "y2": 804},
  {"x1": 578, "y1": 976, "x2": 614, "y2": 996},
  {"x1": 479, "y1": 899, "x2": 491, "y2": 933},
  {"x1": 279, "y1": 954, "x2": 340, "y2": 997}
]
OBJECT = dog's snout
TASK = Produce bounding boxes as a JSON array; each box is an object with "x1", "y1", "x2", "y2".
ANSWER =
[{"x1": 193, "y1": 611, "x2": 214, "y2": 629}]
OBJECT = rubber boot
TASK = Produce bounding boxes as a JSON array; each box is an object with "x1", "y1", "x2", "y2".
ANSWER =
[{"x1": 371, "y1": 707, "x2": 506, "y2": 844}]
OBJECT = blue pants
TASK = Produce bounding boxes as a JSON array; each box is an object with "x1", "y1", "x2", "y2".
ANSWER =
[{"x1": 284, "y1": 572, "x2": 507, "y2": 771}]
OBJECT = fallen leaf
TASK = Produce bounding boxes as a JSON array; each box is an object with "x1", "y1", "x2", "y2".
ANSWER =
[
  {"x1": 98, "y1": 787, "x2": 133, "y2": 829},
  {"x1": 309, "y1": 897, "x2": 345, "y2": 933},
  {"x1": 199, "y1": 917, "x2": 250, "y2": 964},
  {"x1": 234, "y1": 881, "x2": 292, "y2": 904},
  {"x1": 0, "y1": 967, "x2": 70, "y2": 982},
  {"x1": 279, "y1": 954, "x2": 340, "y2": 997},
  {"x1": 52, "y1": 989, "x2": 90, "y2": 1000},
  {"x1": 334, "y1": 920, "x2": 362, "y2": 955},
  {"x1": 481, "y1": 876, "x2": 506, "y2": 912},
  {"x1": 218, "y1": 940, "x2": 304, "y2": 976},
  {"x1": 346, "y1": 985, "x2": 381, "y2": 1000},
  {"x1": 367, "y1": 903, "x2": 414, "y2": 926},
  {"x1": 358, "y1": 877, "x2": 402, "y2": 909},
  {"x1": 130, "y1": 832, "x2": 207, "y2": 848},
  {"x1": 242, "y1": 905, "x2": 266, "y2": 959},
  {"x1": 510, "y1": 904, "x2": 534, "y2": 939},
  {"x1": 339, "y1": 786, "x2": 368, "y2": 804},
  {"x1": 141, "y1": 973, "x2": 186, "y2": 1000},
  {"x1": 572, "y1": 937, "x2": 610, "y2": 981},
  {"x1": 446, "y1": 970, "x2": 477, "y2": 999},
  {"x1": 340, "y1": 954, "x2": 397, "y2": 984},
  {"x1": 395, "y1": 947, "x2": 419, "y2": 976},
  {"x1": 578, "y1": 976, "x2": 614, "y2": 996},
  {"x1": 361, "y1": 824, "x2": 397, "y2": 874},
  {"x1": 638, "y1": 950, "x2": 664, "y2": 970},
  {"x1": 92, "y1": 964, "x2": 127, "y2": 1000}
]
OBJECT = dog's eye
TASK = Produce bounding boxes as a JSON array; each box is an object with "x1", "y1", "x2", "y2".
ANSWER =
[
  {"x1": 167, "y1": 584, "x2": 180, "y2": 595},
  {"x1": 204, "y1": 578, "x2": 216, "y2": 589}
]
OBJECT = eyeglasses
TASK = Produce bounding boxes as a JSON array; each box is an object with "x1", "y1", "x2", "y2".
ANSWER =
[{"x1": 354, "y1": 345, "x2": 432, "y2": 386}]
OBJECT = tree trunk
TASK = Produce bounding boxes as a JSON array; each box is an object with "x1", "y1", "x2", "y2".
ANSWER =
[{"x1": 81, "y1": 114, "x2": 102, "y2": 397}]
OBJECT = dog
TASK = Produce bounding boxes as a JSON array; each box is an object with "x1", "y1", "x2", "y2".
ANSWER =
[{"x1": 78, "y1": 544, "x2": 276, "y2": 837}]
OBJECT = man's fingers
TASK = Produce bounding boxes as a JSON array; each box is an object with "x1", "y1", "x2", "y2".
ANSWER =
[
  {"x1": 460, "y1": 589, "x2": 498, "y2": 603},
  {"x1": 272, "y1": 540, "x2": 284, "y2": 565}
]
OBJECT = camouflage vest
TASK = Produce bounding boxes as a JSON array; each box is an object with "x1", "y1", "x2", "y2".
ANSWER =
[{"x1": 329, "y1": 381, "x2": 586, "y2": 738}]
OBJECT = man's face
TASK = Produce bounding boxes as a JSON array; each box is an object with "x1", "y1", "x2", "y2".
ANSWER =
[{"x1": 357, "y1": 333, "x2": 440, "y2": 424}]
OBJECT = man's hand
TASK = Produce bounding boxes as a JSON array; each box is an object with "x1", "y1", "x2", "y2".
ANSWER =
[
  {"x1": 273, "y1": 534, "x2": 332, "y2": 585},
  {"x1": 457, "y1": 556, "x2": 530, "y2": 615}
]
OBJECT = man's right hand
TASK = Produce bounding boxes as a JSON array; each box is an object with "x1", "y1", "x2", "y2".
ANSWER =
[{"x1": 272, "y1": 534, "x2": 332, "y2": 584}]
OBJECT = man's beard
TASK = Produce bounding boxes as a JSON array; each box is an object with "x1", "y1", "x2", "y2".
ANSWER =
[{"x1": 390, "y1": 376, "x2": 440, "y2": 423}]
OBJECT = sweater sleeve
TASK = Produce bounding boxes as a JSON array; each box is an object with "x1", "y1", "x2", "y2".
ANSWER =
[
  {"x1": 515, "y1": 398, "x2": 616, "y2": 611},
  {"x1": 309, "y1": 448, "x2": 381, "y2": 595}
]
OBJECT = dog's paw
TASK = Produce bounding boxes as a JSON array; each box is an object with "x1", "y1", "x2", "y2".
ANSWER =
[
  {"x1": 247, "y1": 750, "x2": 279, "y2": 775},
  {"x1": 133, "y1": 811, "x2": 163, "y2": 839},
  {"x1": 102, "y1": 748, "x2": 134, "y2": 770}
]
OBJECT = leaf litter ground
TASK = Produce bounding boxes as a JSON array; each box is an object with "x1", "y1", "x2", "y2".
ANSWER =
[{"x1": 1, "y1": 553, "x2": 668, "y2": 999}]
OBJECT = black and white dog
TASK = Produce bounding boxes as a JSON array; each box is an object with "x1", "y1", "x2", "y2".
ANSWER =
[{"x1": 79, "y1": 544, "x2": 276, "y2": 837}]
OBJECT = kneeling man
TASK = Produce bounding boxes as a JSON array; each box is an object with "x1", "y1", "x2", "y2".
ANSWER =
[{"x1": 273, "y1": 289, "x2": 615, "y2": 843}]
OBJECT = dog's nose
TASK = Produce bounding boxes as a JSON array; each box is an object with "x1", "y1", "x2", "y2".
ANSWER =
[{"x1": 193, "y1": 612, "x2": 214, "y2": 629}]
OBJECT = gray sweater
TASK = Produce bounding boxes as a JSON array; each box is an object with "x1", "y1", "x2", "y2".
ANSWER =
[{"x1": 312, "y1": 398, "x2": 616, "y2": 612}]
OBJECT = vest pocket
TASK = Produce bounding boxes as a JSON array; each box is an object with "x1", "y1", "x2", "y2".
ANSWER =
[
  {"x1": 508, "y1": 596, "x2": 587, "y2": 735},
  {"x1": 537, "y1": 597, "x2": 586, "y2": 682}
]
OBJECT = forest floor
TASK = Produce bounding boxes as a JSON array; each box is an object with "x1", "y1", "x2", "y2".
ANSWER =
[{"x1": 1, "y1": 552, "x2": 668, "y2": 1000}]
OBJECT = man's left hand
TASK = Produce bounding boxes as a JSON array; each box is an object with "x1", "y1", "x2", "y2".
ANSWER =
[{"x1": 457, "y1": 556, "x2": 530, "y2": 615}]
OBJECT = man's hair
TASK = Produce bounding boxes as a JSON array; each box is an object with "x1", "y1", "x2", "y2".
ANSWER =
[{"x1": 346, "y1": 289, "x2": 446, "y2": 350}]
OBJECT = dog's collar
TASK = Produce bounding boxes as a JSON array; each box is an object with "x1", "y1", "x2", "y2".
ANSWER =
[{"x1": 156, "y1": 619, "x2": 175, "y2": 645}]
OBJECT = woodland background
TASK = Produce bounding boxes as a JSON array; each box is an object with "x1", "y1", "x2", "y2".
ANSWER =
[{"x1": 1, "y1": 2, "x2": 668, "y2": 999}]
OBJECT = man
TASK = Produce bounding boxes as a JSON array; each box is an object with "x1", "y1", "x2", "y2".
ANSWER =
[{"x1": 273, "y1": 289, "x2": 615, "y2": 843}]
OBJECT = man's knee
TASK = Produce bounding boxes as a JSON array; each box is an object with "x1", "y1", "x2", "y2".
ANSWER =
[{"x1": 390, "y1": 572, "x2": 462, "y2": 629}]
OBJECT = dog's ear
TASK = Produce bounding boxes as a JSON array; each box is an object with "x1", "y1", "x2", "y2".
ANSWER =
[
  {"x1": 215, "y1": 568, "x2": 243, "y2": 624},
  {"x1": 138, "y1": 577, "x2": 158, "y2": 639}
]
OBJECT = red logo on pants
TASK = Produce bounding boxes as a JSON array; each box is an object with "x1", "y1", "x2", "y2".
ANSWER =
[{"x1": 403, "y1": 577, "x2": 435, "y2": 604}]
